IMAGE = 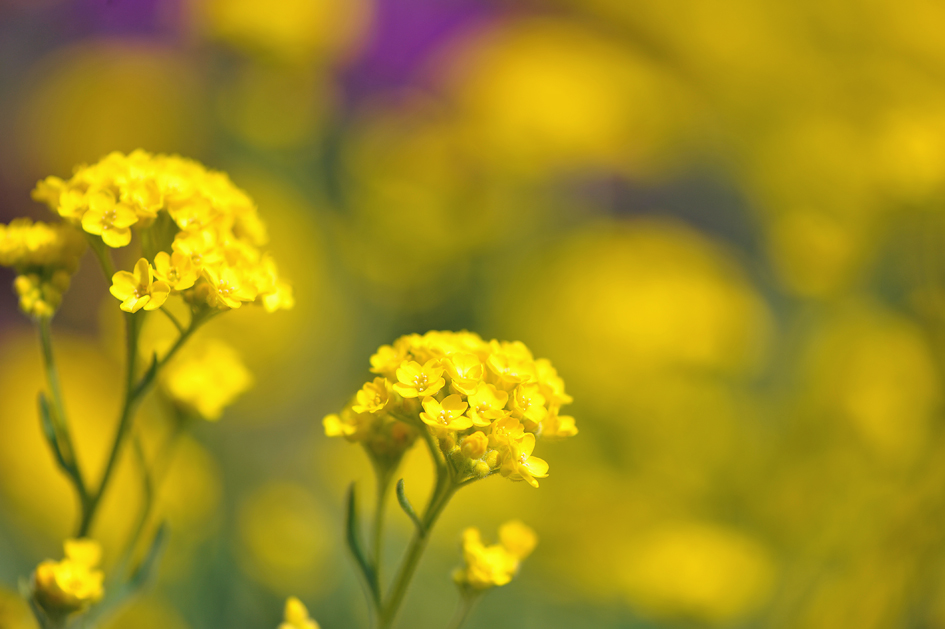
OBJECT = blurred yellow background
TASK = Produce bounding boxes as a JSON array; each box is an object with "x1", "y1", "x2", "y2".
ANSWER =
[{"x1": 2, "y1": 0, "x2": 945, "y2": 628}]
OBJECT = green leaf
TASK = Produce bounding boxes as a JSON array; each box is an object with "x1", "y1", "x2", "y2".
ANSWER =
[
  {"x1": 396, "y1": 479, "x2": 424, "y2": 534},
  {"x1": 346, "y1": 483, "x2": 380, "y2": 606}
]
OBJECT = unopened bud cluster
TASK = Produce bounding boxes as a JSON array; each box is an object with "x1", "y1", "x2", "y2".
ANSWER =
[{"x1": 0, "y1": 218, "x2": 86, "y2": 318}]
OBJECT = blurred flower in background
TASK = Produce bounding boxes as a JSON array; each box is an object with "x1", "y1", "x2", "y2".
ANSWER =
[{"x1": 2, "y1": 0, "x2": 945, "y2": 628}]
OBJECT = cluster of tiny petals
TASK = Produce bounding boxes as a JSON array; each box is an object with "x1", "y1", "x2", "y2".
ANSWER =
[
  {"x1": 324, "y1": 331, "x2": 576, "y2": 488},
  {"x1": 0, "y1": 218, "x2": 86, "y2": 318},
  {"x1": 32, "y1": 150, "x2": 294, "y2": 313},
  {"x1": 453, "y1": 520, "x2": 537, "y2": 590},
  {"x1": 32, "y1": 538, "x2": 104, "y2": 615}
]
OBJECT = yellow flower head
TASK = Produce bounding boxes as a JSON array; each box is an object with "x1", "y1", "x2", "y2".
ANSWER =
[
  {"x1": 33, "y1": 150, "x2": 292, "y2": 313},
  {"x1": 444, "y1": 353, "x2": 484, "y2": 395},
  {"x1": 326, "y1": 331, "x2": 574, "y2": 488},
  {"x1": 420, "y1": 394, "x2": 471, "y2": 432},
  {"x1": 279, "y1": 596, "x2": 320, "y2": 629},
  {"x1": 393, "y1": 359, "x2": 446, "y2": 398},
  {"x1": 453, "y1": 521, "x2": 537, "y2": 590},
  {"x1": 161, "y1": 340, "x2": 253, "y2": 420},
  {"x1": 109, "y1": 258, "x2": 170, "y2": 313},
  {"x1": 79, "y1": 190, "x2": 138, "y2": 248},
  {"x1": 500, "y1": 432, "x2": 549, "y2": 488},
  {"x1": 352, "y1": 377, "x2": 393, "y2": 414},
  {"x1": 32, "y1": 538, "x2": 105, "y2": 614},
  {"x1": 510, "y1": 383, "x2": 548, "y2": 429},
  {"x1": 153, "y1": 251, "x2": 198, "y2": 291},
  {"x1": 466, "y1": 383, "x2": 510, "y2": 427}
]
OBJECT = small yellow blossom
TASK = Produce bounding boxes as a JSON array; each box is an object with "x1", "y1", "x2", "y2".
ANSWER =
[
  {"x1": 279, "y1": 596, "x2": 320, "y2": 629},
  {"x1": 453, "y1": 521, "x2": 537, "y2": 590},
  {"x1": 500, "y1": 433, "x2": 549, "y2": 488},
  {"x1": 421, "y1": 394, "x2": 472, "y2": 431},
  {"x1": 120, "y1": 178, "x2": 163, "y2": 221},
  {"x1": 152, "y1": 251, "x2": 198, "y2": 291},
  {"x1": 510, "y1": 383, "x2": 548, "y2": 428},
  {"x1": 498, "y1": 520, "x2": 538, "y2": 560},
  {"x1": 162, "y1": 341, "x2": 253, "y2": 420},
  {"x1": 541, "y1": 410, "x2": 578, "y2": 439},
  {"x1": 32, "y1": 538, "x2": 105, "y2": 614},
  {"x1": 393, "y1": 359, "x2": 446, "y2": 398},
  {"x1": 202, "y1": 266, "x2": 257, "y2": 309},
  {"x1": 109, "y1": 258, "x2": 171, "y2": 313},
  {"x1": 445, "y1": 353, "x2": 484, "y2": 395},
  {"x1": 80, "y1": 190, "x2": 139, "y2": 248},
  {"x1": 370, "y1": 341, "x2": 409, "y2": 378},
  {"x1": 352, "y1": 377, "x2": 393, "y2": 414},
  {"x1": 466, "y1": 383, "x2": 510, "y2": 427},
  {"x1": 486, "y1": 340, "x2": 537, "y2": 386}
]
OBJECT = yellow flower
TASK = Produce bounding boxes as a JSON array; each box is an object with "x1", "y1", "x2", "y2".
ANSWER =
[
  {"x1": 261, "y1": 280, "x2": 296, "y2": 312},
  {"x1": 323, "y1": 410, "x2": 364, "y2": 441},
  {"x1": 31, "y1": 150, "x2": 292, "y2": 314},
  {"x1": 152, "y1": 251, "x2": 198, "y2": 291},
  {"x1": 279, "y1": 596, "x2": 320, "y2": 629},
  {"x1": 32, "y1": 538, "x2": 105, "y2": 614},
  {"x1": 327, "y1": 331, "x2": 573, "y2": 487},
  {"x1": 80, "y1": 189, "x2": 139, "y2": 248},
  {"x1": 161, "y1": 340, "x2": 253, "y2": 420},
  {"x1": 172, "y1": 229, "x2": 224, "y2": 268},
  {"x1": 498, "y1": 520, "x2": 538, "y2": 560},
  {"x1": 0, "y1": 219, "x2": 85, "y2": 271},
  {"x1": 445, "y1": 352, "x2": 485, "y2": 395},
  {"x1": 352, "y1": 377, "x2": 393, "y2": 414},
  {"x1": 541, "y1": 410, "x2": 578, "y2": 439},
  {"x1": 420, "y1": 394, "x2": 472, "y2": 431},
  {"x1": 486, "y1": 340, "x2": 537, "y2": 385},
  {"x1": 201, "y1": 265, "x2": 258, "y2": 309},
  {"x1": 369, "y1": 339, "x2": 411, "y2": 378},
  {"x1": 109, "y1": 258, "x2": 171, "y2": 313},
  {"x1": 500, "y1": 432, "x2": 549, "y2": 488},
  {"x1": 466, "y1": 383, "x2": 510, "y2": 427},
  {"x1": 453, "y1": 521, "x2": 537, "y2": 590},
  {"x1": 392, "y1": 359, "x2": 446, "y2": 398},
  {"x1": 509, "y1": 383, "x2": 548, "y2": 428}
]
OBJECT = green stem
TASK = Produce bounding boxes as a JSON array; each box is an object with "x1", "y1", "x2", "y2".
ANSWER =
[
  {"x1": 377, "y1": 475, "x2": 459, "y2": 629},
  {"x1": 447, "y1": 592, "x2": 482, "y2": 629},
  {"x1": 37, "y1": 317, "x2": 88, "y2": 501},
  {"x1": 85, "y1": 235, "x2": 115, "y2": 279},
  {"x1": 116, "y1": 414, "x2": 186, "y2": 579},
  {"x1": 372, "y1": 466, "x2": 394, "y2": 593},
  {"x1": 159, "y1": 306, "x2": 185, "y2": 334},
  {"x1": 76, "y1": 308, "x2": 211, "y2": 537}
]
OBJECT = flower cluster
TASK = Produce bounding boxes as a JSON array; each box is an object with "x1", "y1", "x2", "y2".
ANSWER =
[
  {"x1": 453, "y1": 520, "x2": 537, "y2": 590},
  {"x1": 323, "y1": 331, "x2": 576, "y2": 487},
  {"x1": 32, "y1": 150, "x2": 294, "y2": 313},
  {"x1": 31, "y1": 539, "x2": 104, "y2": 616},
  {"x1": 279, "y1": 597, "x2": 320, "y2": 629},
  {"x1": 0, "y1": 218, "x2": 86, "y2": 318},
  {"x1": 161, "y1": 340, "x2": 253, "y2": 420}
]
